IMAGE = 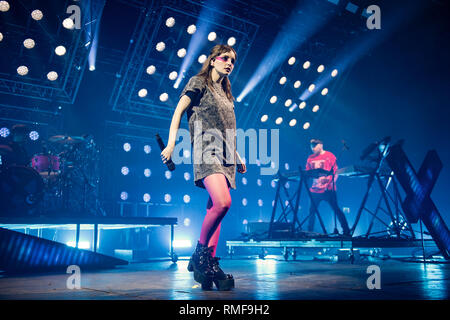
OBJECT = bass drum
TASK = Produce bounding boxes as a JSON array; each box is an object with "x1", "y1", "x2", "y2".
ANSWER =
[{"x1": 0, "y1": 166, "x2": 44, "y2": 215}]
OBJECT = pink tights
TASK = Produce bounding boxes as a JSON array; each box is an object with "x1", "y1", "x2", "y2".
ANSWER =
[{"x1": 199, "y1": 173, "x2": 231, "y2": 257}]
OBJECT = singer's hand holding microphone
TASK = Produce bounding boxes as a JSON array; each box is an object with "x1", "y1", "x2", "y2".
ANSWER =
[{"x1": 157, "y1": 134, "x2": 176, "y2": 171}]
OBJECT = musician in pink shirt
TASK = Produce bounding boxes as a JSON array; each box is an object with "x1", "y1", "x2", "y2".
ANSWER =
[{"x1": 305, "y1": 139, "x2": 350, "y2": 236}]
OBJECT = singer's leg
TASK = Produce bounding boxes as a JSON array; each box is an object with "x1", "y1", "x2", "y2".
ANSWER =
[{"x1": 199, "y1": 173, "x2": 231, "y2": 247}]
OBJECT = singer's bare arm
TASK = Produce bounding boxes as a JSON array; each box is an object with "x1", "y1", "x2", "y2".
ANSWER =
[{"x1": 161, "y1": 95, "x2": 191, "y2": 163}]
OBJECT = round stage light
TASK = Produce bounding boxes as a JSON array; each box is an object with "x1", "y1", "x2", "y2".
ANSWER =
[
  {"x1": 144, "y1": 168, "x2": 151, "y2": 177},
  {"x1": 159, "y1": 92, "x2": 168, "y2": 102},
  {"x1": 89, "y1": 65, "x2": 95, "y2": 71},
  {"x1": 17, "y1": 66, "x2": 29, "y2": 76},
  {"x1": 47, "y1": 71, "x2": 58, "y2": 81},
  {"x1": 31, "y1": 9, "x2": 43, "y2": 21},
  {"x1": 138, "y1": 88, "x2": 148, "y2": 98},
  {"x1": 0, "y1": 32, "x2": 3, "y2": 42},
  {"x1": 242, "y1": 177, "x2": 247, "y2": 185},
  {"x1": 198, "y1": 54, "x2": 206, "y2": 64},
  {"x1": 121, "y1": 166, "x2": 129, "y2": 175},
  {"x1": 120, "y1": 191, "x2": 128, "y2": 201},
  {"x1": 303, "y1": 122, "x2": 310, "y2": 130},
  {"x1": 312, "y1": 105, "x2": 319, "y2": 112},
  {"x1": 257, "y1": 179, "x2": 262, "y2": 186},
  {"x1": 285, "y1": 163, "x2": 290, "y2": 170},
  {"x1": 289, "y1": 104, "x2": 297, "y2": 112},
  {"x1": 303, "y1": 61, "x2": 311, "y2": 69},
  {"x1": 183, "y1": 195, "x2": 191, "y2": 204},
  {"x1": 146, "y1": 65, "x2": 156, "y2": 75},
  {"x1": 331, "y1": 69, "x2": 338, "y2": 77},
  {"x1": 299, "y1": 101, "x2": 306, "y2": 109},
  {"x1": 261, "y1": 114, "x2": 268, "y2": 123},
  {"x1": 184, "y1": 172, "x2": 190, "y2": 181},
  {"x1": 164, "y1": 194, "x2": 172, "y2": 203},
  {"x1": 183, "y1": 218, "x2": 191, "y2": 226},
  {"x1": 321, "y1": 88, "x2": 328, "y2": 96},
  {"x1": 165, "y1": 17, "x2": 175, "y2": 27},
  {"x1": 23, "y1": 38, "x2": 35, "y2": 49},
  {"x1": 183, "y1": 149, "x2": 190, "y2": 158},
  {"x1": 270, "y1": 96, "x2": 277, "y2": 104},
  {"x1": 62, "y1": 18, "x2": 74, "y2": 30},
  {"x1": 258, "y1": 199, "x2": 263, "y2": 207},
  {"x1": 279, "y1": 76, "x2": 287, "y2": 85},
  {"x1": 208, "y1": 32, "x2": 216, "y2": 41},
  {"x1": 289, "y1": 119, "x2": 297, "y2": 127},
  {"x1": 294, "y1": 80, "x2": 301, "y2": 88},
  {"x1": 187, "y1": 24, "x2": 196, "y2": 34},
  {"x1": 156, "y1": 41, "x2": 165, "y2": 52},
  {"x1": 275, "y1": 117, "x2": 283, "y2": 125},
  {"x1": 271, "y1": 180, "x2": 277, "y2": 188},
  {"x1": 169, "y1": 71, "x2": 178, "y2": 80},
  {"x1": 242, "y1": 198, "x2": 248, "y2": 206},
  {"x1": 0, "y1": 1, "x2": 10, "y2": 12},
  {"x1": 308, "y1": 84, "x2": 315, "y2": 92},
  {"x1": 284, "y1": 99, "x2": 292, "y2": 107},
  {"x1": 0, "y1": 127, "x2": 10, "y2": 138},
  {"x1": 123, "y1": 142, "x2": 131, "y2": 152},
  {"x1": 144, "y1": 145, "x2": 151, "y2": 154},
  {"x1": 177, "y1": 48, "x2": 186, "y2": 58},
  {"x1": 143, "y1": 193, "x2": 151, "y2": 203},
  {"x1": 288, "y1": 57, "x2": 296, "y2": 65},
  {"x1": 55, "y1": 45, "x2": 66, "y2": 56},
  {"x1": 227, "y1": 37, "x2": 236, "y2": 46},
  {"x1": 29, "y1": 131, "x2": 39, "y2": 141},
  {"x1": 317, "y1": 64, "x2": 325, "y2": 73},
  {"x1": 165, "y1": 170, "x2": 172, "y2": 179}
]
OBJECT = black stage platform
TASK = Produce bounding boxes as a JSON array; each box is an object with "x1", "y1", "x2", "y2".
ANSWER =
[{"x1": 0, "y1": 258, "x2": 448, "y2": 299}]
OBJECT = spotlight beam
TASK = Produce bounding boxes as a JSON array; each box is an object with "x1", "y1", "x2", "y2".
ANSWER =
[
  {"x1": 175, "y1": 0, "x2": 227, "y2": 89},
  {"x1": 237, "y1": 1, "x2": 336, "y2": 102}
]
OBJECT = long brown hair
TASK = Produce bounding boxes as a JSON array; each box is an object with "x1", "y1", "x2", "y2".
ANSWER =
[{"x1": 196, "y1": 44, "x2": 237, "y2": 102}]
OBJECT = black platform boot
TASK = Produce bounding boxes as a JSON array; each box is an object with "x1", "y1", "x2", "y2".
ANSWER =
[
  {"x1": 187, "y1": 242, "x2": 214, "y2": 290},
  {"x1": 210, "y1": 255, "x2": 235, "y2": 291}
]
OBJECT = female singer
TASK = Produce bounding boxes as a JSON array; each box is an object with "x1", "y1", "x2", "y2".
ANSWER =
[{"x1": 161, "y1": 44, "x2": 246, "y2": 290}]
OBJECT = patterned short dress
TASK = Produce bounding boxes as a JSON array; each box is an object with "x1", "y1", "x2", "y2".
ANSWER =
[{"x1": 179, "y1": 75, "x2": 236, "y2": 189}]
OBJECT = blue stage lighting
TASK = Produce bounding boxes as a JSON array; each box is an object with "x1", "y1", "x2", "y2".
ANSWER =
[
  {"x1": 120, "y1": 191, "x2": 128, "y2": 200},
  {"x1": 143, "y1": 193, "x2": 151, "y2": 203},
  {"x1": 29, "y1": 131, "x2": 39, "y2": 141},
  {"x1": 175, "y1": 1, "x2": 227, "y2": 89},
  {"x1": 144, "y1": 168, "x2": 151, "y2": 177},
  {"x1": 183, "y1": 194, "x2": 191, "y2": 203},
  {"x1": 0, "y1": 127, "x2": 10, "y2": 138},
  {"x1": 121, "y1": 166, "x2": 129, "y2": 175},
  {"x1": 123, "y1": 142, "x2": 131, "y2": 152},
  {"x1": 144, "y1": 145, "x2": 151, "y2": 154},
  {"x1": 173, "y1": 239, "x2": 192, "y2": 248},
  {"x1": 237, "y1": 0, "x2": 335, "y2": 102}
]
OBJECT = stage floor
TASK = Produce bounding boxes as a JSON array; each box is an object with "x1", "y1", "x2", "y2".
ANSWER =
[{"x1": 0, "y1": 257, "x2": 449, "y2": 300}]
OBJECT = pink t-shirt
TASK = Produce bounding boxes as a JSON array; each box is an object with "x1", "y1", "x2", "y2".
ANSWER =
[{"x1": 305, "y1": 151, "x2": 337, "y2": 193}]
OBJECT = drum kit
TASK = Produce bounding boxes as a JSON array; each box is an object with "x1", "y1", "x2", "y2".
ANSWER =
[{"x1": 0, "y1": 134, "x2": 103, "y2": 217}]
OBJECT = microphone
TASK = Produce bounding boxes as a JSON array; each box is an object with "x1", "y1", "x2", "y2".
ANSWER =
[{"x1": 156, "y1": 134, "x2": 175, "y2": 171}]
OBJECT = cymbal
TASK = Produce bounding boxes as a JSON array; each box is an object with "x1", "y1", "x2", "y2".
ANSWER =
[{"x1": 48, "y1": 135, "x2": 85, "y2": 144}]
